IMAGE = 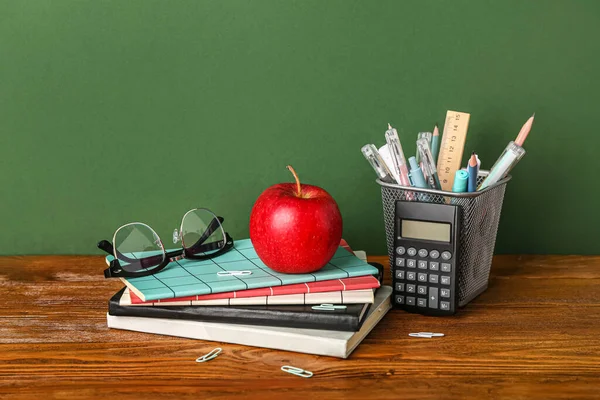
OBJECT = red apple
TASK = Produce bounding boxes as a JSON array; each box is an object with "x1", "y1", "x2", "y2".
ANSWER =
[{"x1": 249, "y1": 165, "x2": 343, "y2": 274}]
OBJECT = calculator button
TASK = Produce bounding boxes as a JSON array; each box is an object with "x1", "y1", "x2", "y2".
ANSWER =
[
  {"x1": 395, "y1": 295, "x2": 405, "y2": 305},
  {"x1": 406, "y1": 296, "x2": 416, "y2": 306},
  {"x1": 441, "y1": 251, "x2": 452, "y2": 261},
  {"x1": 406, "y1": 284, "x2": 416, "y2": 293},
  {"x1": 396, "y1": 246, "x2": 406, "y2": 256},
  {"x1": 395, "y1": 283, "x2": 405, "y2": 292},
  {"x1": 429, "y1": 274, "x2": 439, "y2": 284},
  {"x1": 429, "y1": 250, "x2": 440, "y2": 259},
  {"x1": 418, "y1": 260, "x2": 428, "y2": 269},
  {"x1": 417, "y1": 273, "x2": 428, "y2": 282},
  {"x1": 428, "y1": 287, "x2": 438, "y2": 309},
  {"x1": 441, "y1": 263, "x2": 452, "y2": 272},
  {"x1": 440, "y1": 301, "x2": 450, "y2": 311},
  {"x1": 407, "y1": 271, "x2": 416, "y2": 281},
  {"x1": 441, "y1": 276, "x2": 451, "y2": 285},
  {"x1": 417, "y1": 285, "x2": 427, "y2": 295},
  {"x1": 396, "y1": 258, "x2": 406, "y2": 267},
  {"x1": 441, "y1": 288, "x2": 451, "y2": 298},
  {"x1": 418, "y1": 249, "x2": 428, "y2": 258},
  {"x1": 407, "y1": 259, "x2": 417, "y2": 268},
  {"x1": 407, "y1": 247, "x2": 417, "y2": 257},
  {"x1": 429, "y1": 261, "x2": 439, "y2": 271},
  {"x1": 417, "y1": 298, "x2": 427, "y2": 307},
  {"x1": 395, "y1": 270, "x2": 405, "y2": 279}
]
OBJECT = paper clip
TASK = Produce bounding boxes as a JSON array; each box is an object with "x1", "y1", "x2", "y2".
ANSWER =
[
  {"x1": 217, "y1": 270, "x2": 252, "y2": 277},
  {"x1": 195, "y1": 347, "x2": 222, "y2": 362},
  {"x1": 408, "y1": 332, "x2": 445, "y2": 338},
  {"x1": 311, "y1": 304, "x2": 347, "y2": 311},
  {"x1": 281, "y1": 365, "x2": 313, "y2": 378}
]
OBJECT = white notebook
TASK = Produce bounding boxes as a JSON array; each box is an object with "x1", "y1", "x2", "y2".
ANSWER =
[{"x1": 107, "y1": 286, "x2": 392, "y2": 358}]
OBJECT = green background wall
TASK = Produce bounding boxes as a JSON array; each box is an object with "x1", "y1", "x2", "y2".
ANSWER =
[{"x1": 1, "y1": 0, "x2": 598, "y2": 256}]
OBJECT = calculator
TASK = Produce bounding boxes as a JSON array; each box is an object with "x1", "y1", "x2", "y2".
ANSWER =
[{"x1": 392, "y1": 201, "x2": 461, "y2": 316}]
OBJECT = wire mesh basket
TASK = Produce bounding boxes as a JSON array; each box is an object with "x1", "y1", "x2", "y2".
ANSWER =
[{"x1": 377, "y1": 171, "x2": 511, "y2": 307}]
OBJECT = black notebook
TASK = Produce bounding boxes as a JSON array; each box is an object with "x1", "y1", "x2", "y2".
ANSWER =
[{"x1": 108, "y1": 288, "x2": 371, "y2": 332}]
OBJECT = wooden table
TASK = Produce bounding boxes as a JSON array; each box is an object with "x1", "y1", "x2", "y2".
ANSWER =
[{"x1": 1, "y1": 255, "x2": 600, "y2": 399}]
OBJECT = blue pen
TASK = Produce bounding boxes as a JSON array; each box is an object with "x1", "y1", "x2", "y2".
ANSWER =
[
  {"x1": 467, "y1": 152, "x2": 479, "y2": 192},
  {"x1": 408, "y1": 156, "x2": 430, "y2": 202},
  {"x1": 408, "y1": 157, "x2": 427, "y2": 188}
]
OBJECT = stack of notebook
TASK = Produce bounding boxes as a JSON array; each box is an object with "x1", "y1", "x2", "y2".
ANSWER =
[{"x1": 107, "y1": 239, "x2": 392, "y2": 358}]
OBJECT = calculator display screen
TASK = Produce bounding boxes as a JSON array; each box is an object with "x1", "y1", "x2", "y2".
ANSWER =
[{"x1": 400, "y1": 219, "x2": 451, "y2": 242}]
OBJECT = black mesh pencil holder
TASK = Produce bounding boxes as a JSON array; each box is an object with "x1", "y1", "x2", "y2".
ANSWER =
[{"x1": 377, "y1": 171, "x2": 511, "y2": 307}]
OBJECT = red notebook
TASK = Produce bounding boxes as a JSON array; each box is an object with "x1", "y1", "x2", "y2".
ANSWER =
[{"x1": 128, "y1": 275, "x2": 381, "y2": 305}]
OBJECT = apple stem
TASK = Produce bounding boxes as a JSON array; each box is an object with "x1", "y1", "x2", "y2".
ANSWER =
[{"x1": 286, "y1": 165, "x2": 302, "y2": 196}]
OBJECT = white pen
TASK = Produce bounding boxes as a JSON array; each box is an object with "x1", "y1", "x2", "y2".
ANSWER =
[
  {"x1": 384, "y1": 124, "x2": 412, "y2": 187},
  {"x1": 361, "y1": 144, "x2": 396, "y2": 183}
]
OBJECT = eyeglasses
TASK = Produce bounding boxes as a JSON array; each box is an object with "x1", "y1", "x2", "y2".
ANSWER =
[{"x1": 98, "y1": 208, "x2": 234, "y2": 278}]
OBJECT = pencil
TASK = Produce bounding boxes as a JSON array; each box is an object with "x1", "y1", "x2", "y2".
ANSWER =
[
  {"x1": 515, "y1": 113, "x2": 535, "y2": 146},
  {"x1": 467, "y1": 152, "x2": 479, "y2": 192},
  {"x1": 431, "y1": 123, "x2": 440, "y2": 165}
]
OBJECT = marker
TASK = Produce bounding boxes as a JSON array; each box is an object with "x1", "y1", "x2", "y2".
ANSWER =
[
  {"x1": 416, "y1": 138, "x2": 441, "y2": 190},
  {"x1": 415, "y1": 131, "x2": 432, "y2": 164},
  {"x1": 431, "y1": 123, "x2": 440, "y2": 165},
  {"x1": 479, "y1": 114, "x2": 534, "y2": 190},
  {"x1": 385, "y1": 124, "x2": 412, "y2": 187},
  {"x1": 452, "y1": 170, "x2": 469, "y2": 193},
  {"x1": 361, "y1": 144, "x2": 395, "y2": 183},
  {"x1": 467, "y1": 152, "x2": 479, "y2": 192}
]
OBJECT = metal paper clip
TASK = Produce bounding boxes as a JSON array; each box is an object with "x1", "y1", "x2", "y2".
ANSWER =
[
  {"x1": 408, "y1": 332, "x2": 445, "y2": 338},
  {"x1": 281, "y1": 365, "x2": 313, "y2": 378},
  {"x1": 217, "y1": 270, "x2": 252, "y2": 277},
  {"x1": 195, "y1": 347, "x2": 222, "y2": 362},
  {"x1": 311, "y1": 304, "x2": 347, "y2": 311}
]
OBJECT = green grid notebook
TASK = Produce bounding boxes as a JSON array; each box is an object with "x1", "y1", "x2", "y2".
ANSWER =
[{"x1": 109, "y1": 239, "x2": 379, "y2": 301}]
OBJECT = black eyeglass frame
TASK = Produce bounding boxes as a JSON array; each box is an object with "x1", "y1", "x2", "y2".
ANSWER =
[{"x1": 98, "y1": 213, "x2": 234, "y2": 279}]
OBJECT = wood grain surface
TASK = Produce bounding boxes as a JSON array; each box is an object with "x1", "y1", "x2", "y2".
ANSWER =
[{"x1": 1, "y1": 255, "x2": 600, "y2": 399}]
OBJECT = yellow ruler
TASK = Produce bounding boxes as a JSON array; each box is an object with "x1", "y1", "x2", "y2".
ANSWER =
[{"x1": 437, "y1": 110, "x2": 471, "y2": 191}]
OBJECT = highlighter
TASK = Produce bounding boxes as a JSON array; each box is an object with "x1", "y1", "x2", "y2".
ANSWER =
[
  {"x1": 452, "y1": 170, "x2": 469, "y2": 193},
  {"x1": 416, "y1": 138, "x2": 441, "y2": 190}
]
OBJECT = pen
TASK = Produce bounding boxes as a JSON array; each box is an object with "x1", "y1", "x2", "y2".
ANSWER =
[
  {"x1": 467, "y1": 152, "x2": 479, "y2": 192},
  {"x1": 408, "y1": 156, "x2": 427, "y2": 189},
  {"x1": 415, "y1": 131, "x2": 432, "y2": 164},
  {"x1": 479, "y1": 114, "x2": 534, "y2": 190},
  {"x1": 378, "y1": 144, "x2": 401, "y2": 183},
  {"x1": 408, "y1": 156, "x2": 430, "y2": 201},
  {"x1": 431, "y1": 123, "x2": 440, "y2": 166},
  {"x1": 385, "y1": 124, "x2": 412, "y2": 187},
  {"x1": 416, "y1": 138, "x2": 441, "y2": 190},
  {"x1": 361, "y1": 144, "x2": 396, "y2": 183}
]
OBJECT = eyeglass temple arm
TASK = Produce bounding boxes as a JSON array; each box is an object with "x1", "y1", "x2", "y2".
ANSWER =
[{"x1": 98, "y1": 240, "x2": 167, "y2": 268}]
